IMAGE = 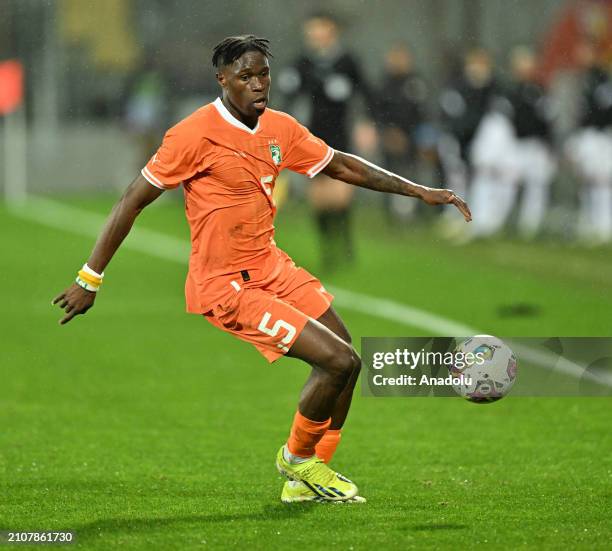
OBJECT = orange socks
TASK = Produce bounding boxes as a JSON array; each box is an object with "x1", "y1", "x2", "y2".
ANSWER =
[
  {"x1": 286, "y1": 411, "x2": 331, "y2": 458},
  {"x1": 315, "y1": 429, "x2": 342, "y2": 463},
  {"x1": 285, "y1": 411, "x2": 343, "y2": 463}
]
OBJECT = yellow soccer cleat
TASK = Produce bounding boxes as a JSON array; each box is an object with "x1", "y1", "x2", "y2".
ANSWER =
[
  {"x1": 281, "y1": 480, "x2": 320, "y2": 503},
  {"x1": 281, "y1": 480, "x2": 367, "y2": 504},
  {"x1": 276, "y1": 445, "x2": 358, "y2": 501}
]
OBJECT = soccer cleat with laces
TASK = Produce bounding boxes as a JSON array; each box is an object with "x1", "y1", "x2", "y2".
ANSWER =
[
  {"x1": 281, "y1": 480, "x2": 366, "y2": 504},
  {"x1": 275, "y1": 445, "x2": 358, "y2": 501}
]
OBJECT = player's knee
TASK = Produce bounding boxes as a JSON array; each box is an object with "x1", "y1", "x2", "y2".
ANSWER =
[{"x1": 325, "y1": 342, "x2": 361, "y2": 385}]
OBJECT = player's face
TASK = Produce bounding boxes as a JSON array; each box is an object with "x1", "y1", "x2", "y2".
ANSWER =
[{"x1": 217, "y1": 51, "x2": 271, "y2": 123}]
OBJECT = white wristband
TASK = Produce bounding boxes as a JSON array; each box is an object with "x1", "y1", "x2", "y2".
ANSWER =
[{"x1": 75, "y1": 275, "x2": 99, "y2": 292}]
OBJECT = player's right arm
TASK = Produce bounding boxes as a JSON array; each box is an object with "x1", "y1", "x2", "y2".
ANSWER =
[{"x1": 52, "y1": 174, "x2": 163, "y2": 325}]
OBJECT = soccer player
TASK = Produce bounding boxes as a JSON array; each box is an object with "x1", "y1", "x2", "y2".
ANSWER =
[
  {"x1": 279, "y1": 12, "x2": 374, "y2": 271},
  {"x1": 53, "y1": 36, "x2": 471, "y2": 503},
  {"x1": 438, "y1": 48, "x2": 499, "y2": 238},
  {"x1": 565, "y1": 41, "x2": 612, "y2": 245},
  {"x1": 506, "y1": 46, "x2": 556, "y2": 239},
  {"x1": 375, "y1": 41, "x2": 429, "y2": 222}
]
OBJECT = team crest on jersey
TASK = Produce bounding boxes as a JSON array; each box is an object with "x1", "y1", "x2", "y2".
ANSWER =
[{"x1": 269, "y1": 144, "x2": 282, "y2": 165}]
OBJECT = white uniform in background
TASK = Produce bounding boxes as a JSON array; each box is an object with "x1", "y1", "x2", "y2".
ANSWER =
[
  {"x1": 468, "y1": 112, "x2": 519, "y2": 238},
  {"x1": 565, "y1": 128, "x2": 612, "y2": 243},
  {"x1": 512, "y1": 138, "x2": 556, "y2": 238}
]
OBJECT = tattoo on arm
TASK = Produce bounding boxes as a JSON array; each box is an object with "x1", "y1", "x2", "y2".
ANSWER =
[
  {"x1": 327, "y1": 151, "x2": 427, "y2": 198},
  {"x1": 321, "y1": 150, "x2": 472, "y2": 221}
]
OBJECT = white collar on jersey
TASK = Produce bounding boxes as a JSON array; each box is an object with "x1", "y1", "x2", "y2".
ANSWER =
[{"x1": 213, "y1": 97, "x2": 260, "y2": 135}]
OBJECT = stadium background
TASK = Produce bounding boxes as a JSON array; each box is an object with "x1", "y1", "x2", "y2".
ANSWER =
[
  {"x1": 0, "y1": 0, "x2": 573, "y2": 193},
  {"x1": 1, "y1": 1, "x2": 611, "y2": 549}
]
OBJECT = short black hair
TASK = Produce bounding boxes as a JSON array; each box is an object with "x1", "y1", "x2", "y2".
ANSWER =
[{"x1": 212, "y1": 35, "x2": 273, "y2": 68}]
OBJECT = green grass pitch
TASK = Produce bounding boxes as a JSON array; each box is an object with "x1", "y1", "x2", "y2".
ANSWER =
[{"x1": 1, "y1": 196, "x2": 611, "y2": 549}]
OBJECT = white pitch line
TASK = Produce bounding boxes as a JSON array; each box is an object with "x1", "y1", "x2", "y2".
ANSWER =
[
  {"x1": 11, "y1": 196, "x2": 612, "y2": 388},
  {"x1": 328, "y1": 286, "x2": 476, "y2": 335},
  {"x1": 329, "y1": 288, "x2": 612, "y2": 388},
  {"x1": 12, "y1": 196, "x2": 191, "y2": 262}
]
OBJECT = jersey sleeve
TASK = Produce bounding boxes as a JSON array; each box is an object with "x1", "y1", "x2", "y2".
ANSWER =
[
  {"x1": 141, "y1": 127, "x2": 209, "y2": 190},
  {"x1": 281, "y1": 117, "x2": 334, "y2": 178}
]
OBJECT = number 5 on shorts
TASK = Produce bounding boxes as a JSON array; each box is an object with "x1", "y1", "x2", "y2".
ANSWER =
[{"x1": 258, "y1": 312, "x2": 297, "y2": 352}]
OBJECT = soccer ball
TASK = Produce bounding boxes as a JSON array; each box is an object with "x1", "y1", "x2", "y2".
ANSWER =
[{"x1": 448, "y1": 335, "x2": 517, "y2": 403}]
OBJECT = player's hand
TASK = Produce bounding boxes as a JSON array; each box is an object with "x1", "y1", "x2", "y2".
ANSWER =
[
  {"x1": 421, "y1": 188, "x2": 472, "y2": 222},
  {"x1": 52, "y1": 283, "x2": 97, "y2": 325}
]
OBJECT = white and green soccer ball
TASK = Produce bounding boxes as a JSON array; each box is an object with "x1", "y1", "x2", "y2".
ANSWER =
[{"x1": 449, "y1": 335, "x2": 517, "y2": 403}]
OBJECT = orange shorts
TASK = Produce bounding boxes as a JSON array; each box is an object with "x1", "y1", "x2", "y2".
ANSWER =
[{"x1": 204, "y1": 257, "x2": 333, "y2": 362}]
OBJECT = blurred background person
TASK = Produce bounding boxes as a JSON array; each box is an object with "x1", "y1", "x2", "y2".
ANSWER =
[
  {"x1": 438, "y1": 48, "x2": 499, "y2": 234},
  {"x1": 565, "y1": 40, "x2": 612, "y2": 245},
  {"x1": 278, "y1": 11, "x2": 374, "y2": 271},
  {"x1": 439, "y1": 48, "x2": 510, "y2": 240},
  {"x1": 375, "y1": 41, "x2": 429, "y2": 222},
  {"x1": 507, "y1": 46, "x2": 557, "y2": 239},
  {"x1": 123, "y1": 57, "x2": 168, "y2": 169}
]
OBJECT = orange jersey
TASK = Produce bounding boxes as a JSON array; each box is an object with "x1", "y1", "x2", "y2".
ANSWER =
[{"x1": 142, "y1": 98, "x2": 334, "y2": 313}]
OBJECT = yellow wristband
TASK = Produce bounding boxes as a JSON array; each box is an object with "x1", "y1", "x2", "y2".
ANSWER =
[
  {"x1": 77, "y1": 270, "x2": 102, "y2": 287},
  {"x1": 82, "y1": 263, "x2": 104, "y2": 279}
]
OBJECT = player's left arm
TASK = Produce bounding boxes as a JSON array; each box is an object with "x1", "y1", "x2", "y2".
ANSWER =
[{"x1": 321, "y1": 150, "x2": 472, "y2": 221}]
